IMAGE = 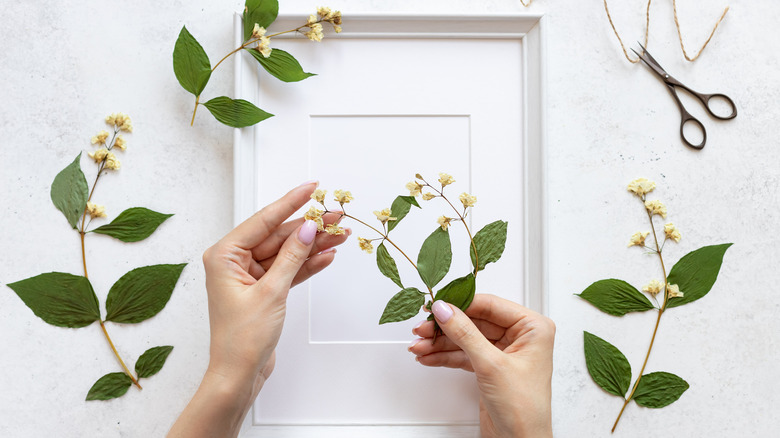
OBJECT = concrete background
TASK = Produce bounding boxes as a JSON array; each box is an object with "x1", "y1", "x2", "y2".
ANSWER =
[{"x1": 1, "y1": 0, "x2": 776, "y2": 436}]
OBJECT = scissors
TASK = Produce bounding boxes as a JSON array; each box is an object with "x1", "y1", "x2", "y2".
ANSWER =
[{"x1": 631, "y1": 43, "x2": 737, "y2": 149}]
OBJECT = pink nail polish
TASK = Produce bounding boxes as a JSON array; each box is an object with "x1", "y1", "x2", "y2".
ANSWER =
[
  {"x1": 319, "y1": 247, "x2": 336, "y2": 255},
  {"x1": 412, "y1": 320, "x2": 424, "y2": 333},
  {"x1": 299, "y1": 220, "x2": 318, "y2": 245},
  {"x1": 408, "y1": 338, "x2": 423, "y2": 351},
  {"x1": 299, "y1": 180, "x2": 319, "y2": 187},
  {"x1": 432, "y1": 300, "x2": 453, "y2": 323}
]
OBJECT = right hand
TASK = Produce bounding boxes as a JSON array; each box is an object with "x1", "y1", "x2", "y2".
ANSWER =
[{"x1": 409, "y1": 294, "x2": 555, "y2": 438}]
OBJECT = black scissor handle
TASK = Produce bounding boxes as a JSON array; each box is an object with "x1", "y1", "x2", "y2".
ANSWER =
[
  {"x1": 697, "y1": 92, "x2": 738, "y2": 120},
  {"x1": 680, "y1": 113, "x2": 707, "y2": 149}
]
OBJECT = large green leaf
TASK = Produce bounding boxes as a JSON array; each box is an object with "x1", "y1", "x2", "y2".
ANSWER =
[
  {"x1": 665, "y1": 243, "x2": 732, "y2": 308},
  {"x1": 577, "y1": 279, "x2": 655, "y2": 316},
  {"x1": 246, "y1": 48, "x2": 316, "y2": 83},
  {"x1": 376, "y1": 243, "x2": 403, "y2": 288},
  {"x1": 632, "y1": 371, "x2": 689, "y2": 408},
  {"x1": 7, "y1": 272, "x2": 100, "y2": 328},
  {"x1": 434, "y1": 273, "x2": 476, "y2": 312},
  {"x1": 135, "y1": 346, "x2": 174, "y2": 379},
  {"x1": 203, "y1": 96, "x2": 273, "y2": 128},
  {"x1": 85, "y1": 372, "x2": 133, "y2": 401},
  {"x1": 583, "y1": 331, "x2": 632, "y2": 398},
  {"x1": 105, "y1": 264, "x2": 187, "y2": 324},
  {"x1": 386, "y1": 195, "x2": 420, "y2": 233},
  {"x1": 50, "y1": 153, "x2": 88, "y2": 229},
  {"x1": 417, "y1": 227, "x2": 452, "y2": 290},
  {"x1": 379, "y1": 288, "x2": 425, "y2": 324},
  {"x1": 243, "y1": 0, "x2": 279, "y2": 42},
  {"x1": 91, "y1": 207, "x2": 173, "y2": 242},
  {"x1": 470, "y1": 220, "x2": 508, "y2": 272},
  {"x1": 172, "y1": 26, "x2": 212, "y2": 96}
]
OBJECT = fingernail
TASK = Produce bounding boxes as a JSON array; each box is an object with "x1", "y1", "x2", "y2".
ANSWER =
[
  {"x1": 299, "y1": 220, "x2": 318, "y2": 245},
  {"x1": 412, "y1": 320, "x2": 424, "y2": 334},
  {"x1": 408, "y1": 338, "x2": 423, "y2": 351},
  {"x1": 318, "y1": 247, "x2": 336, "y2": 255},
  {"x1": 299, "y1": 180, "x2": 318, "y2": 187},
  {"x1": 432, "y1": 300, "x2": 453, "y2": 324}
]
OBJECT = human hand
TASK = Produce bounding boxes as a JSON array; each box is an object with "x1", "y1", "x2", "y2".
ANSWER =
[
  {"x1": 169, "y1": 182, "x2": 349, "y2": 438},
  {"x1": 409, "y1": 294, "x2": 555, "y2": 438}
]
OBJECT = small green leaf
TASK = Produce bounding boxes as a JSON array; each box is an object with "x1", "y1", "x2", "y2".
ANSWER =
[
  {"x1": 7, "y1": 272, "x2": 100, "y2": 328},
  {"x1": 417, "y1": 227, "x2": 452, "y2": 290},
  {"x1": 86, "y1": 372, "x2": 133, "y2": 401},
  {"x1": 135, "y1": 346, "x2": 174, "y2": 379},
  {"x1": 105, "y1": 264, "x2": 187, "y2": 324},
  {"x1": 246, "y1": 48, "x2": 316, "y2": 83},
  {"x1": 243, "y1": 0, "x2": 279, "y2": 42},
  {"x1": 173, "y1": 26, "x2": 212, "y2": 96},
  {"x1": 434, "y1": 273, "x2": 476, "y2": 312},
  {"x1": 632, "y1": 371, "x2": 689, "y2": 408},
  {"x1": 576, "y1": 279, "x2": 655, "y2": 316},
  {"x1": 387, "y1": 195, "x2": 421, "y2": 233},
  {"x1": 583, "y1": 331, "x2": 632, "y2": 397},
  {"x1": 202, "y1": 96, "x2": 273, "y2": 128},
  {"x1": 470, "y1": 220, "x2": 508, "y2": 272},
  {"x1": 665, "y1": 243, "x2": 732, "y2": 308},
  {"x1": 91, "y1": 207, "x2": 173, "y2": 242},
  {"x1": 379, "y1": 288, "x2": 425, "y2": 324},
  {"x1": 376, "y1": 243, "x2": 403, "y2": 288},
  {"x1": 51, "y1": 153, "x2": 88, "y2": 229}
]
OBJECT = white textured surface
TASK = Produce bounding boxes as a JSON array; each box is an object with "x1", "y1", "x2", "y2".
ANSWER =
[{"x1": 0, "y1": 1, "x2": 777, "y2": 437}]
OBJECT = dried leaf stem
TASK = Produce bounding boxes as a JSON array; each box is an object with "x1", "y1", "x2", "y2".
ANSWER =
[
  {"x1": 78, "y1": 130, "x2": 142, "y2": 390},
  {"x1": 189, "y1": 20, "x2": 328, "y2": 125},
  {"x1": 612, "y1": 203, "x2": 670, "y2": 432}
]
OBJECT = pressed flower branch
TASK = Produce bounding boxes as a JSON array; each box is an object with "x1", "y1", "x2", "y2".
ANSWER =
[
  {"x1": 174, "y1": 0, "x2": 342, "y2": 128},
  {"x1": 305, "y1": 173, "x2": 507, "y2": 331},
  {"x1": 577, "y1": 178, "x2": 731, "y2": 432},
  {"x1": 7, "y1": 114, "x2": 184, "y2": 401}
]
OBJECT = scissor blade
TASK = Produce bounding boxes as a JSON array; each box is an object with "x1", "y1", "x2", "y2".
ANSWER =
[{"x1": 632, "y1": 44, "x2": 669, "y2": 80}]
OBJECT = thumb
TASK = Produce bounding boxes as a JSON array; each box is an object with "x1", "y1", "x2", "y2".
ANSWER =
[
  {"x1": 432, "y1": 300, "x2": 497, "y2": 366},
  {"x1": 260, "y1": 219, "x2": 318, "y2": 299}
]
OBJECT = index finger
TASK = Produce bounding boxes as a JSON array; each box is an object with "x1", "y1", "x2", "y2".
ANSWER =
[
  {"x1": 464, "y1": 294, "x2": 541, "y2": 329},
  {"x1": 223, "y1": 181, "x2": 318, "y2": 250}
]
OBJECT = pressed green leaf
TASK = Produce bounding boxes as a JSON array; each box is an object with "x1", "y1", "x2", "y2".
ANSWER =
[
  {"x1": 50, "y1": 152, "x2": 88, "y2": 229},
  {"x1": 632, "y1": 371, "x2": 689, "y2": 408},
  {"x1": 583, "y1": 331, "x2": 632, "y2": 398},
  {"x1": 135, "y1": 346, "x2": 174, "y2": 379},
  {"x1": 7, "y1": 272, "x2": 100, "y2": 328},
  {"x1": 172, "y1": 26, "x2": 212, "y2": 96},
  {"x1": 85, "y1": 372, "x2": 133, "y2": 401},
  {"x1": 470, "y1": 220, "x2": 508, "y2": 272},
  {"x1": 386, "y1": 195, "x2": 421, "y2": 233},
  {"x1": 203, "y1": 96, "x2": 273, "y2": 128},
  {"x1": 379, "y1": 288, "x2": 425, "y2": 324},
  {"x1": 243, "y1": 0, "x2": 279, "y2": 42},
  {"x1": 434, "y1": 273, "x2": 476, "y2": 312},
  {"x1": 376, "y1": 243, "x2": 403, "y2": 288},
  {"x1": 91, "y1": 207, "x2": 173, "y2": 242},
  {"x1": 105, "y1": 264, "x2": 187, "y2": 324},
  {"x1": 246, "y1": 48, "x2": 316, "y2": 83},
  {"x1": 665, "y1": 243, "x2": 732, "y2": 308},
  {"x1": 417, "y1": 227, "x2": 452, "y2": 290},
  {"x1": 576, "y1": 279, "x2": 655, "y2": 316}
]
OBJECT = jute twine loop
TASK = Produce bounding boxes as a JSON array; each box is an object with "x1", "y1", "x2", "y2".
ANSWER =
[
  {"x1": 604, "y1": 0, "x2": 729, "y2": 63},
  {"x1": 520, "y1": 0, "x2": 532, "y2": 7}
]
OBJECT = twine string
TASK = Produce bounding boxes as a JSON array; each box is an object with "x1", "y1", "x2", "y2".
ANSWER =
[{"x1": 604, "y1": 0, "x2": 729, "y2": 63}]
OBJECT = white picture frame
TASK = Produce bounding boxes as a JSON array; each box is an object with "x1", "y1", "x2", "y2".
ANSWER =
[{"x1": 232, "y1": 13, "x2": 547, "y2": 437}]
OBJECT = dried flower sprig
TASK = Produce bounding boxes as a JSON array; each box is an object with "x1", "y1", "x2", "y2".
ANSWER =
[
  {"x1": 173, "y1": 0, "x2": 342, "y2": 128},
  {"x1": 306, "y1": 173, "x2": 507, "y2": 332},
  {"x1": 577, "y1": 178, "x2": 732, "y2": 432},
  {"x1": 7, "y1": 115, "x2": 185, "y2": 401}
]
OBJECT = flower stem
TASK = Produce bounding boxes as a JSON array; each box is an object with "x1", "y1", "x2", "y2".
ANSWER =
[
  {"x1": 100, "y1": 321, "x2": 143, "y2": 390},
  {"x1": 612, "y1": 204, "x2": 670, "y2": 432},
  {"x1": 427, "y1": 185, "x2": 479, "y2": 277},
  {"x1": 190, "y1": 95, "x2": 200, "y2": 127},
  {"x1": 79, "y1": 153, "x2": 141, "y2": 390}
]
